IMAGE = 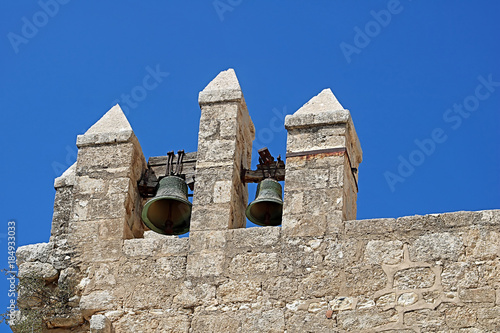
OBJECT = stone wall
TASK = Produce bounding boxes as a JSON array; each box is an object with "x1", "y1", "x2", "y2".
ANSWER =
[{"x1": 15, "y1": 69, "x2": 499, "y2": 332}]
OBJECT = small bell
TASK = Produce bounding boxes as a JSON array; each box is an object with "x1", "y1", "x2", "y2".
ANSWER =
[
  {"x1": 246, "y1": 178, "x2": 283, "y2": 226},
  {"x1": 141, "y1": 175, "x2": 192, "y2": 235}
]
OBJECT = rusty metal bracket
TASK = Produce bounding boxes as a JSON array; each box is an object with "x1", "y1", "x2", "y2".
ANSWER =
[
  {"x1": 241, "y1": 147, "x2": 285, "y2": 183},
  {"x1": 138, "y1": 150, "x2": 195, "y2": 198}
]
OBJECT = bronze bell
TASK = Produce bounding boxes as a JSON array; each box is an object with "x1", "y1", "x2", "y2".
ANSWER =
[
  {"x1": 245, "y1": 178, "x2": 283, "y2": 226},
  {"x1": 141, "y1": 175, "x2": 192, "y2": 235}
]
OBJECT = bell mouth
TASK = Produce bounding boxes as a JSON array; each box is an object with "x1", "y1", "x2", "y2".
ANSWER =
[{"x1": 246, "y1": 200, "x2": 283, "y2": 226}]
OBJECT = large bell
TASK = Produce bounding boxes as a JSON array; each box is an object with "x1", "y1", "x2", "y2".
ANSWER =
[
  {"x1": 246, "y1": 178, "x2": 283, "y2": 226},
  {"x1": 141, "y1": 175, "x2": 192, "y2": 235}
]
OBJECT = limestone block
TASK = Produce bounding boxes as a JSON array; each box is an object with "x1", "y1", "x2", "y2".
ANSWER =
[
  {"x1": 393, "y1": 214, "x2": 442, "y2": 234},
  {"x1": 345, "y1": 218, "x2": 397, "y2": 237},
  {"x1": 213, "y1": 180, "x2": 232, "y2": 203},
  {"x1": 16, "y1": 242, "x2": 53, "y2": 265},
  {"x1": 441, "y1": 262, "x2": 479, "y2": 291},
  {"x1": 409, "y1": 232, "x2": 464, "y2": 262},
  {"x1": 459, "y1": 287, "x2": 496, "y2": 303},
  {"x1": 218, "y1": 280, "x2": 261, "y2": 303},
  {"x1": 51, "y1": 185, "x2": 74, "y2": 236},
  {"x1": 393, "y1": 267, "x2": 436, "y2": 289},
  {"x1": 90, "y1": 263, "x2": 118, "y2": 288},
  {"x1": 90, "y1": 314, "x2": 112, "y2": 333},
  {"x1": 47, "y1": 310, "x2": 84, "y2": 329},
  {"x1": 285, "y1": 109, "x2": 350, "y2": 130},
  {"x1": 78, "y1": 239, "x2": 122, "y2": 263},
  {"x1": 123, "y1": 238, "x2": 160, "y2": 257},
  {"x1": 123, "y1": 282, "x2": 177, "y2": 309},
  {"x1": 330, "y1": 296, "x2": 357, "y2": 311},
  {"x1": 284, "y1": 169, "x2": 330, "y2": 191},
  {"x1": 228, "y1": 226, "x2": 281, "y2": 251},
  {"x1": 299, "y1": 270, "x2": 343, "y2": 298},
  {"x1": 76, "y1": 143, "x2": 135, "y2": 175},
  {"x1": 344, "y1": 265, "x2": 387, "y2": 295},
  {"x1": 153, "y1": 256, "x2": 187, "y2": 280},
  {"x1": 286, "y1": 126, "x2": 346, "y2": 152},
  {"x1": 189, "y1": 203, "x2": 232, "y2": 231},
  {"x1": 189, "y1": 230, "x2": 227, "y2": 253},
  {"x1": 191, "y1": 314, "x2": 241, "y2": 333},
  {"x1": 80, "y1": 290, "x2": 116, "y2": 318},
  {"x1": 114, "y1": 312, "x2": 190, "y2": 333},
  {"x1": 445, "y1": 306, "x2": 477, "y2": 329},
  {"x1": 54, "y1": 162, "x2": 76, "y2": 188},
  {"x1": 364, "y1": 240, "x2": 404, "y2": 265},
  {"x1": 285, "y1": 312, "x2": 336, "y2": 333},
  {"x1": 480, "y1": 209, "x2": 500, "y2": 225},
  {"x1": 88, "y1": 193, "x2": 129, "y2": 219},
  {"x1": 108, "y1": 177, "x2": 132, "y2": 194},
  {"x1": 441, "y1": 210, "x2": 482, "y2": 227},
  {"x1": 397, "y1": 292, "x2": 418, "y2": 306},
  {"x1": 75, "y1": 176, "x2": 107, "y2": 196},
  {"x1": 476, "y1": 307, "x2": 500, "y2": 330},
  {"x1": 197, "y1": 139, "x2": 236, "y2": 164},
  {"x1": 336, "y1": 308, "x2": 397, "y2": 331},
  {"x1": 281, "y1": 237, "x2": 325, "y2": 275},
  {"x1": 282, "y1": 191, "x2": 303, "y2": 215},
  {"x1": 228, "y1": 252, "x2": 279, "y2": 277},
  {"x1": 263, "y1": 276, "x2": 299, "y2": 302},
  {"x1": 157, "y1": 236, "x2": 189, "y2": 256},
  {"x1": 173, "y1": 281, "x2": 216, "y2": 308},
  {"x1": 186, "y1": 252, "x2": 225, "y2": 277},
  {"x1": 18, "y1": 262, "x2": 58, "y2": 282},
  {"x1": 464, "y1": 227, "x2": 500, "y2": 260},
  {"x1": 241, "y1": 309, "x2": 285, "y2": 333},
  {"x1": 323, "y1": 238, "x2": 360, "y2": 268},
  {"x1": 282, "y1": 214, "x2": 328, "y2": 237},
  {"x1": 403, "y1": 308, "x2": 447, "y2": 331}
]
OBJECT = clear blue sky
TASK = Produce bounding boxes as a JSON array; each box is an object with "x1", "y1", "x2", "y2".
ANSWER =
[{"x1": 0, "y1": 1, "x2": 499, "y2": 323}]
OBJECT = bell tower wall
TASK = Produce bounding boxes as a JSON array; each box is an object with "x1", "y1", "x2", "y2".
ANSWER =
[{"x1": 14, "y1": 69, "x2": 500, "y2": 333}]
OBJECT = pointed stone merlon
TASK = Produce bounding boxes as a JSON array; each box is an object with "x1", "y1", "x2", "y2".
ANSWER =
[
  {"x1": 62, "y1": 105, "x2": 146, "y2": 268},
  {"x1": 190, "y1": 68, "x2": 254, "y2": 238},
  {"x1": 282, "y1": 89, "x2": 362, "y2": 237}
]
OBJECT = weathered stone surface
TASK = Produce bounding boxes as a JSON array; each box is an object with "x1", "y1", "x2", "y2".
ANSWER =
[
  {"x1": 76, "y1": 104, "x2": 134, "y2": 147},
  {"x1": 54, "y1": 162, "x2": 76, "y2": 188},
  {"x1": 364, "y1": 240, "x2": 404, "y2": 264},
  {"x1": 445, "y1": 306, "x2": 477, "y2": 328},
  {"x1": 80, "y1": 291, "x2": 116, "y2": 318},
  {"x1": 218, "y1": 279, "x2": 261, "y2": 303},
  {"x1": 337, "y1": 308, "x2": 398, "y2": 330},
  {"x1": 186, "y1": 252, "x2": 225, "y2": 277},
  {"x1": 241, "y1": 309, "x2": 285, "y2": 333},
  {"x1": 16, "y1": 242, "x2": 53, "y2": 265},
  {"x1": 89, "y1": 314, "x2": 112, "y2": 333},
  {"x1": 459, "y1": 287, "x2": 496, "y2": 303},
  {"x1": 409, "y1": 232, "x2": 464, "y2": 262},
  {"x1": 464, "y1": 227, "x2": 500, "y2": 260},
  {"x1": 229, "y1": 252, "x2": 279, "y2": 277},
  {"x1": 48, "y1": 311, "x2": 84, "y2": 329},
  {"x1": 394, "y1": 267, "x2": 436, "y2": 289},
  {"x1": 173, "y1": 281, "x2": 216, "y2": 308},
  {"x1": 331, "y1": 296, "x2": 357, "y2": 310},
  {"x1": 198, "y1": 68, "x2": 243, "y2": 104},
  {"x1": 345, "y1": 218, "x2": 397, "y2": 237},
  {"x1": 18, "y1": 262, "x2": 58, "y2": 282}
]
